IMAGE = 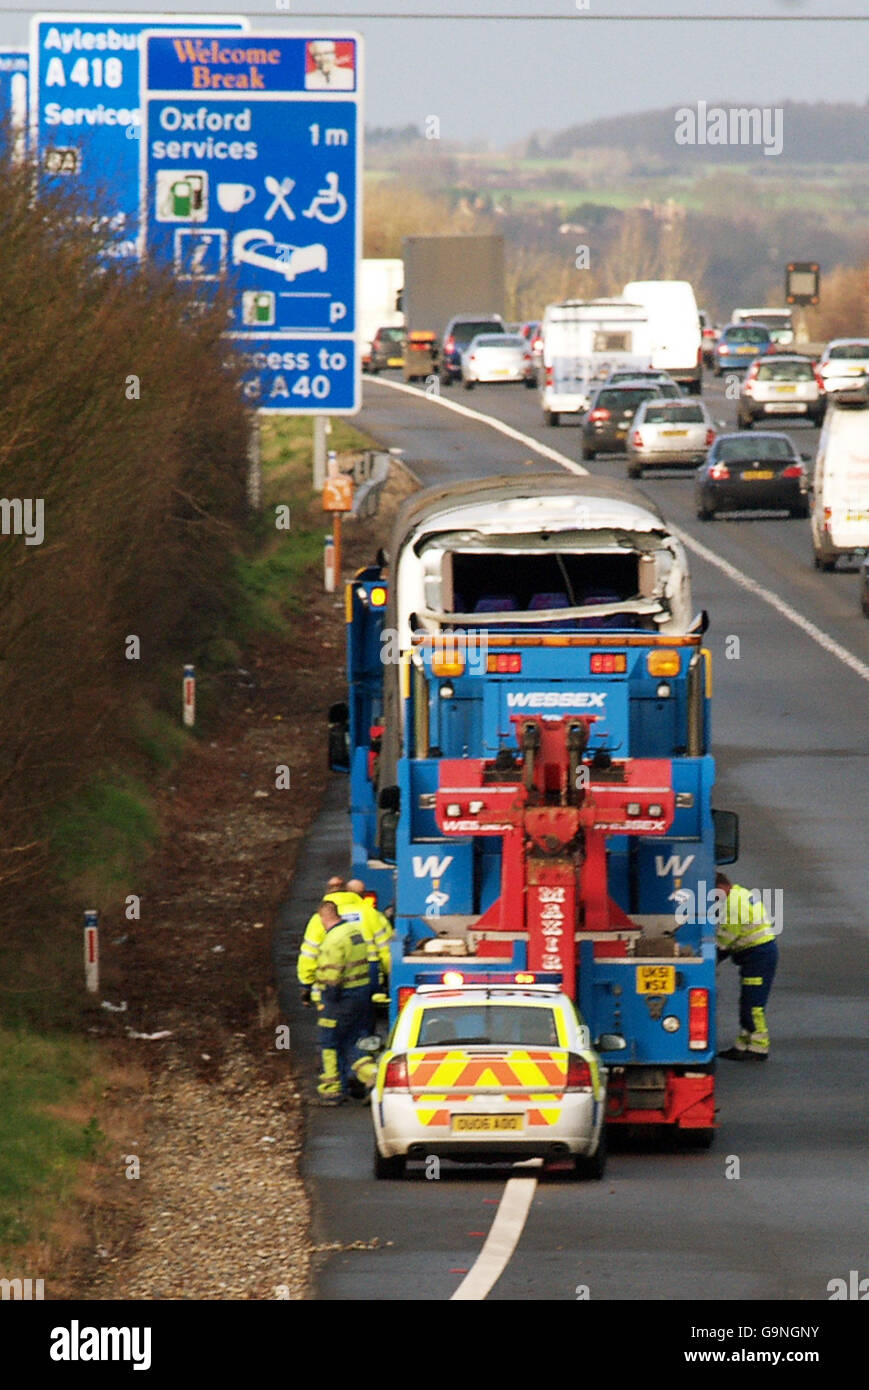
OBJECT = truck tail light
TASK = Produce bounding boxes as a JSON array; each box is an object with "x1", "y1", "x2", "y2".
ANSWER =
[
  {"x1": 823, "y1": 506, "x2": 832, "y2": 531},
  {"x1": 487, "y1": 653, "x2": 522, "y2": 673},
  {"x1": 697, "y1": 345, "x2": 703, "y2": 366},
  {"x1": 705, "y1": 428, "x2": 716, "y2": 447},
  {"x1": 589, "y1": 407, "x2": 611, "y2": 422},
  {"x1": 546, "y1": 366, "x2": 553, "y2": 386},
  {"x1": 565, "y1": 1054, "x2": 593, "y2": 1090},
  {"x1": 688, "y1": 989, "x2": 709, "y2": 1049},
  {"x1": 590, "y1": 652, "x2": 626, "y2": 674},
  {"x1": 384, "y1": 1055, "x2": 410, "y2": 1090}
]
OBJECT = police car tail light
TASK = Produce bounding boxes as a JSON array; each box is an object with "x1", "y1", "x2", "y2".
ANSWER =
[
  {"x1": 384, "y1": 1055, "x2": 410, "y2": 1090},
  {"x1": 397, "y1": 987, "x2": 415, "y2": 1012},
  {"x1": 565, "y1": 1055, "x2": 593, "y2": 1090},
  {"x1": 688, "y1": 989, "x2": 709, "y2": 1050}
]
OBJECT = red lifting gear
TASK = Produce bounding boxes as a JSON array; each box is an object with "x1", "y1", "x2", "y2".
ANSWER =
[{"x1": 434, "y1": 715, "x2": 675, "y2": 999}]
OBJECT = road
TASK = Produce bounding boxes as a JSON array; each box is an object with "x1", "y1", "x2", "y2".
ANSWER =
[{"x1": 275, "y1": 370, "x2": 869, "y2": 1301}]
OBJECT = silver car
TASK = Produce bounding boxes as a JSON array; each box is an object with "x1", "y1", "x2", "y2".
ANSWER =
[
  {"x1": 462, "y1": 333, "x2": 527, "y2": 388},
  {"x1": 737, "y1": 355, "x2": 825, "y2": 428},
  {"x1": 818, "y1": 339, "x2": 869, "y2": 397},
  {"x1": 626, "y1": 397, "x2": 715, "y2": 476}
]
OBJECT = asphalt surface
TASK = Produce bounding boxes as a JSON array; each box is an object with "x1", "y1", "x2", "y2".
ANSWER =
[{"x1": 275, "y1": 370, "x2": 869, "y2": 1301}]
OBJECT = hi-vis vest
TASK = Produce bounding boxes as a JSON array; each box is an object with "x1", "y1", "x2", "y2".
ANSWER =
[
  {"x1": 315, "y1": 919, "x2": 373, "y2": 996},
  {"x1": 298, "y1": 892, "x2": 389, "y2": 986},
  {"x1": 716, "y1": 885, "x2": 776, "y2": 953}
]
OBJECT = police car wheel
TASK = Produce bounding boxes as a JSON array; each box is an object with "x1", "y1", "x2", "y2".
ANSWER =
[
  {"x1": 574, "y1": 1126, "x2": 607, "y2": 1181},
  {"x1": 374, "y1": 1144, "x2": 406, "y2": 1180}
]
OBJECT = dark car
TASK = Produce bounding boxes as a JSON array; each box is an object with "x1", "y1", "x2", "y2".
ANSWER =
[
  {"x1": 440, "y1": 315, "x2": 506, "y2": 384},
  {"x1": 695, "y1": 432, "x2": 811, "y2": 520},
  {"x1": 582, "y1": 382, "x2": 673, "y2": 458},
  {"x1": 369, "y1": 325, "x2": 405, "y2": 373},
  {"x1": 713, "y1": 323, "x2": 775, "y2": 375}
]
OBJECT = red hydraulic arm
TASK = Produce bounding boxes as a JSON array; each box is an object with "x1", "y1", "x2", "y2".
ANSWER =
[{"x1": 434, "y1": 715, "x2": 675, "y2": 998}]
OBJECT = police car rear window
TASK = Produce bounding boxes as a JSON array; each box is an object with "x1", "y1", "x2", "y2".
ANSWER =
[{"x1": 417, "y1": 1004, "x2": 560, "y2": 1047}]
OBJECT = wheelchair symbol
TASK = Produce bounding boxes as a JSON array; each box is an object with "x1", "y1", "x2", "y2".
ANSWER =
[{"x1": 302, "y1": 172, "x2": 348, "y2": 224}]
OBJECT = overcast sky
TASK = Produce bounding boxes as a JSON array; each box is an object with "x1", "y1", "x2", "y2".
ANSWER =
[{"x1": 4, "y1": 0, "x2": 869, "y2": 143}]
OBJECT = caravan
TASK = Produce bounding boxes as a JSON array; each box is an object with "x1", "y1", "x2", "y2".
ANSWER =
[{"x1": 539, "y1": 298, "x2": 651, "y2": 426}]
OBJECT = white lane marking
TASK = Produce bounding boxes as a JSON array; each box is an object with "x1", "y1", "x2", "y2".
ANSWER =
[
  {"x1": 450, "y1": 1172, "x2": 539, "y2": 1301},
  {"x1": 669, "y1": 525, "x2": 869, "y2": 685},
  {"x1": 366, "y1": 372, "x2": 588, "y2": 473},
  {"x1": 368, "y1": 376, "x2": 869, "y2": 687}
]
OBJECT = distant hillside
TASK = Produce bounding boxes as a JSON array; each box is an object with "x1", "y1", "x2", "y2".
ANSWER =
[{"x1": 541, "y1": 101, "x2": 869, "y2": 164}]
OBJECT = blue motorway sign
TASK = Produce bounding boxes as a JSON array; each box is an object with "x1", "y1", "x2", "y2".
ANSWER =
[
  {"x1": 30, "y1": 13, "x2": 245, "y2": 259},
  {"x1": 0, "y1": 50, "x2": 28, "y2": 146},
  {"x1": 142, "y1": 31, "x2": 362, "y2": 414}
]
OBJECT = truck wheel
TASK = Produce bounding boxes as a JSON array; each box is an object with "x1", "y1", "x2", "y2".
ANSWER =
[
  {"x1": 374, "y1": 1144, "x2": 406, "y2": 1180},
  {"x1": 790, "y1": 504, "x2": 810, "y2": 519},
  {"x1": 544, "y1": 410, "x2": 560, "y2": 427},
  {"x1": 679, "y1": 1128, "x2": 715, "y2": 1150},
  {"x1": 574, "y1": 1126, "x2": 607, "y2": 1181}
]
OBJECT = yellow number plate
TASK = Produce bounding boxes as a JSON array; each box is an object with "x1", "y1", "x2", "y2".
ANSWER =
[
  {"x1": 451, "y1": 1114, "x2": 524, "y2": 1133},
  {"x1": 775, "y1": 385, "x2": 796, "y2": 394},
  {"x1": 662, "y1": 429, "x2": 689, "y2": 437},
  {"x1": 636, "y1": 965, "x2": 676, "y2": 994},
  {"x1": 742, "y1": 469, "x2": 775, "y2": 480}
]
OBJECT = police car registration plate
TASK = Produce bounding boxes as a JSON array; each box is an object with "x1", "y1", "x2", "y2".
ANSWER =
[{"x1": 451, "y1": 1115, "x2": 524, "y2": 1132}]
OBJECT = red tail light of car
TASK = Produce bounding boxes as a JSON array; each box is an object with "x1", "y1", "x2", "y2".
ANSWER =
[
  {"x1": 705, "y1": 428, "x2": 716, "y2": 447},
  {"x1": 631, "y1": 430, "x2": 644, "y2": 448},
  {"x1": 564, "y1": 1054, "x2": 593, "y2": 1090},
  {"x1": 814, "y1": 368, "x2": 825, "y2": 392},
  {"x1": 545, "y1": 366, "x2": 554, "y2": 386},
  {"x1": 709, "y1": 462, "x2": 730, "y2": 481},
  {"x1": 383, "y1": 1055, "x2": 410, "y2": 1090},
  {"x1": 781, "y1": 463, "x2": 803, "y2": 478},
  {"x1": 444, "y1": 336, "x2": 455, "y2": 355},
  {"x1": 589, "y1": 407, "x2": 611, "y2": 422}
]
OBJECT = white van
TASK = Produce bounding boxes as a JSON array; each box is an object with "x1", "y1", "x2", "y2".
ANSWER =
[
  {"x1": 540, "y1": 298, "x2": 651, "y2": 425},
  {"x1": 810, "y1": 395, "x2": 869, "y2": 570},
  {"x1": 622, "y1": 280, "x2": 703, "y2": 394}
]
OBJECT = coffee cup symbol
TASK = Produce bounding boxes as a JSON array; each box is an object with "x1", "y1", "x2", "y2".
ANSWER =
[{"x1": 217, "y1": 183, "x2": 256, "y2": 214}]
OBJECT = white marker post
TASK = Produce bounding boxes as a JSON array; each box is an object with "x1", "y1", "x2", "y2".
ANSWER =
[
  {"x1": 183, "y1": 664, "x2": 196, "y2": 727},
  {"x1": 84, "y1": 909, "x2": 99, "y2": 994},
  {"x1": 324, "y1": 534, "x2": 336, "y2": 593}
]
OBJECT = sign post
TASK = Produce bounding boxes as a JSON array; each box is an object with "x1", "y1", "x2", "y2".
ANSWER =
[
  {"x1": 142, "y1": 30, "x2": 362, "y2": 413},
  {"x1": 30, "y1": 13, "x2": 246, "y2": 261},
  {"x1": 0, "y1": 50, "x2": 28, "y2": 161},
  {"x1": 323, "y1": 465, "x2": 354, "y2": 583},
  {"x1": 84, "y1": 908, "x2": 99, "y2": 994}
]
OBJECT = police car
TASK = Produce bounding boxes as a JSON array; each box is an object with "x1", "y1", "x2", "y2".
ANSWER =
[{"x1": 371, "y1": 984, "x2": 607, "y2": 1180}]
